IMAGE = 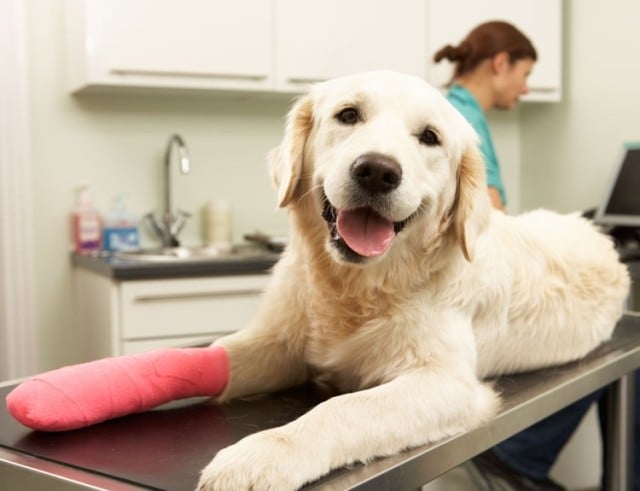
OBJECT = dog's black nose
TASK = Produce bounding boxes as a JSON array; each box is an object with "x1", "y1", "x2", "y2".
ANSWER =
[{"x1": 351, "y1": 153, "x2": 402, "y2": 194}]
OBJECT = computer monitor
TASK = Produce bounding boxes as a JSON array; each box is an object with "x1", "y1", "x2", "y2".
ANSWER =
[{"x1": 594, "y1": 143, "x2": 640, "y2": 228}]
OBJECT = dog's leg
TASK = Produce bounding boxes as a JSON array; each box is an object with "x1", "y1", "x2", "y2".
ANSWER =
[
  {"x1": 197, "y1": 367, "x2": 499, "y2": 491},
  {"x1": 213, "y1": 321, "x2": 307, "y2": 401},
  {"x1": 211, "y1": 265, "x2": 309, "y2": 401}
]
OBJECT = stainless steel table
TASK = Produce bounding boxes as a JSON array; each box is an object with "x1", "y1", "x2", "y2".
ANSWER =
[{"x1": 1, "y1": 315, "x2": 639, "y2": 491}]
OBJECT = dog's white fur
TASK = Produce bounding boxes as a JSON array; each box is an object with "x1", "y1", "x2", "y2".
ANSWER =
[{"x1": 197, "y1": 71, "x2": 629, "y2": 490}]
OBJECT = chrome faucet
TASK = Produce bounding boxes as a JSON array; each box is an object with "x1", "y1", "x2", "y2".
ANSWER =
[{"x1": 147, "y1": 134, "x2": 191, "y2": 247}]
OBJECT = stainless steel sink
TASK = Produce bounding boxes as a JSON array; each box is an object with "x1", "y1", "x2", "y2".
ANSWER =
[{"x1": 113, "y1": 245, "x2": 269, "y2": 263}]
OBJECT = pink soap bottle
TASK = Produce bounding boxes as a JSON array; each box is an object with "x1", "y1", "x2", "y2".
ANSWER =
[{"x1": 71, "y1": 184, "x2": 102, "y2": 253}]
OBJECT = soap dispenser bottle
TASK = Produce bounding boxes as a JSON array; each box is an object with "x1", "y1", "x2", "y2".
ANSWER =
[
  {"x1": 102, "y1": 194, "x2": 140, "y2": 252},
  {"x1": 71, "y1": 184, "x2": 102, "y2": 253}
]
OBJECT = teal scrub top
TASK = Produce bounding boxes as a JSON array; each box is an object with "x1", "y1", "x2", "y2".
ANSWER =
[{"x1": 446, "y1": 84, "x2": 507, "y2": 206}]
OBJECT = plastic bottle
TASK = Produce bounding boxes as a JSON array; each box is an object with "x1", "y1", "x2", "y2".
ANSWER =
[
  {"x1": 71, "y1": 184, "x2": 102, "y2": 254},
  {"x1": 102, "y1": 194, "x2": 140, "y2": 252},
  {"x1": 203, "y1": 199, "x2": 232, "y2": 250}
]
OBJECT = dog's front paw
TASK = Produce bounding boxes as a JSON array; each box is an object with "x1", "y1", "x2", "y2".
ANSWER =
[{"x1": 197, "y1": 429, "x2": 321, "y2": 491}]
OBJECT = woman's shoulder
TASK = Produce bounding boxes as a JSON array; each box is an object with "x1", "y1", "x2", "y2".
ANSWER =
[
  {"x1": 447, "y1": 85, "x2": 480, "y2": 112},
  {"x1": 447, "y1": 87, "x2": 485, "y2": 129}
]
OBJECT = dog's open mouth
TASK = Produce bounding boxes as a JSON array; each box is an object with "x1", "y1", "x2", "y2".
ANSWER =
[{"x1": 322, "y1": 196, "x2": 410, "y2": 260}]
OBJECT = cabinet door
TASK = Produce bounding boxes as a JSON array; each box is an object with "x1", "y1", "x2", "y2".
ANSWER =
[
  {"x1": 119, "y1": 275, "x2": 269, "y2": 341},
  {"x1": 426, "y1": 0, "x2": 562, "y2": 102},
  {"x1": 67, "y1": 0, "x2": 273, "y2": 92},
  {"x1": 275, "y1": 0, "x2": 427, "y2": 92}
]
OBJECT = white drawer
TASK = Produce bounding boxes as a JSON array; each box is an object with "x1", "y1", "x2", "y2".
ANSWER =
[{"x1": 119, "y1": 275, "x2": 269, "y2": 340}]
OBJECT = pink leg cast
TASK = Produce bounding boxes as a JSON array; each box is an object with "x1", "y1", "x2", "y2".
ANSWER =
[{"x1": 6, "y1": 346, "x2": 229, "y2": 432}]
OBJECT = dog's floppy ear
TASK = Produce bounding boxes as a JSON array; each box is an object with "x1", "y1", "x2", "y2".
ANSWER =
[
  {"x1": 269, "y1": 95, "x2": 314, "y2": 208},
  {"x1": 453, "y1": 146, "x2": 491, "y2": 262}
]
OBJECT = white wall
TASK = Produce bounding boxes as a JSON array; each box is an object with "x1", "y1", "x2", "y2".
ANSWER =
[
  {"x1": 488, "y1": 111, "x2": 521, "y2": 212},
  {"x1": 26, "y1": 0, "x2": 291, "y2": 370},
  {"x1": 520, "y1": 0, "x2": 640, "y2": 212}
]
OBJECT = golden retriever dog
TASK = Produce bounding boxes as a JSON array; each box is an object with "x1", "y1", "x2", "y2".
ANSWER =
[{"x1": 197, "y1": 71, "x2": 630, "y2": 490}]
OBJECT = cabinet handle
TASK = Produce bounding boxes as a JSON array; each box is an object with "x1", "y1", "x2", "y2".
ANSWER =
[
  {"x1": 286, "y1": 76, "x2": 327, "y2": 85},
  {"x1": 133, "y1": 289, "x2": 263, "y2": 303},
  {"x1": 109, "y1": 68, "x2": 268, "y2": 81}
]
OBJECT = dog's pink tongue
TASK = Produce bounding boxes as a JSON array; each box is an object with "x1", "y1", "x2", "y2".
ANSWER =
[{"x1": 336, "y1": 208, "x2": 395, "y2": 257}]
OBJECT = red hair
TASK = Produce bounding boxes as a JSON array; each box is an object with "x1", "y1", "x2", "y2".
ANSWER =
[{"x1": 433, "y1": 21, "x2": 537, "y2": 83}]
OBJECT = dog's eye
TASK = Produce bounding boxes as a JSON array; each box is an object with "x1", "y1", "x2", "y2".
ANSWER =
[
  {"x1": 419, "y1": 128, "x2": 440, "y2": 146},
  {"x1": 335, "y1": 107, "x2": 360, "y2": 125}
]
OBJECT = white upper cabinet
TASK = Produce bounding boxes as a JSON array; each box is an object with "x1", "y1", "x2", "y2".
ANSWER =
[
  {"x1": 65, "y1": 0, "x2": 561, "y2": 101},
  {"x1": 426, "y1": 0, "x2": 562, "y2": 102},
  {"x1": 274, "y1": 0, "x2": 427, "y2": 93},
  {"x1": 65, "y1": 0, "x2": 274, "y2": 93}
]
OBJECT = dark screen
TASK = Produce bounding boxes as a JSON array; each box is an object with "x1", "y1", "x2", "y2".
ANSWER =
[{"x1": 604, "y1": 148, "x2": 640, "y2": 216}]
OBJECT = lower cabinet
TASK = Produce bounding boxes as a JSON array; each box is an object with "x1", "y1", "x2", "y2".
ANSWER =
[{"x1": 74, "y1": 268, "x2": 270, "y2": 359}]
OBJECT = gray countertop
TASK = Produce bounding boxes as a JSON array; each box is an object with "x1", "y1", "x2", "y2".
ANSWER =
[
  {"x1": 72, "y1": 248, "x2": 640, "y2": 282},
  {"x1": 72, "y1": 249, "x2": 280, "y2": 280}
]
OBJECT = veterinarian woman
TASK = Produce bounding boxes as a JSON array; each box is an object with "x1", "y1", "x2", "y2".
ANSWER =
[
  {"x1": 433, "y1": 20, "x2": 535, "y2": 211},
  {"x1": 434, "y1": 21, "x2": 640, "y2": 491}
]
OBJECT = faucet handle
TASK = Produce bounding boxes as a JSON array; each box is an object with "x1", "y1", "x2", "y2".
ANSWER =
[
  {"x1": 145, "y1": 211, "x2": 164, "y2": 239},
  {"x1": 170, "y1": 209, "x2": 191, "y2": 237},
  {"x1": 145, "y1": 209, "x2": 190, "y2": 248},
  {"x1": 145, "y1": 211, "x2": 180, "y2": 247}
]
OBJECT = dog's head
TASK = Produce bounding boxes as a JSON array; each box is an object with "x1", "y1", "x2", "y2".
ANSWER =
[{"x1": 270, "y1": 70, "x2": 490, "y2": 265}]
